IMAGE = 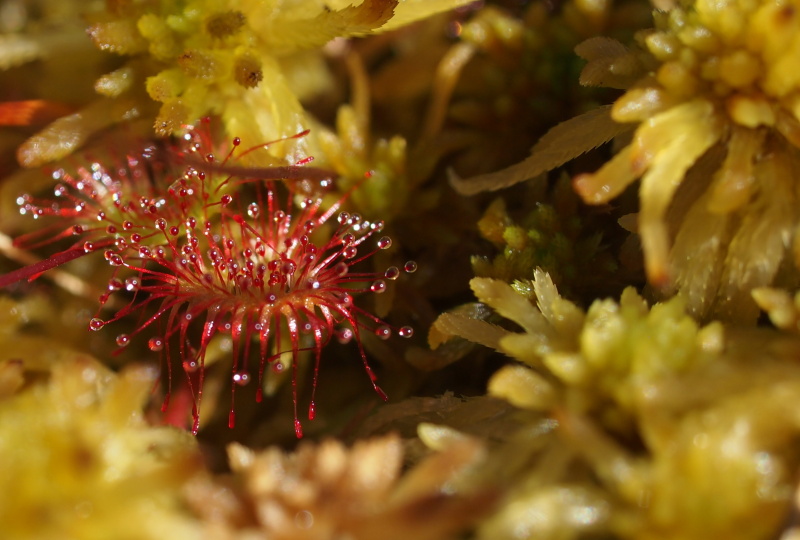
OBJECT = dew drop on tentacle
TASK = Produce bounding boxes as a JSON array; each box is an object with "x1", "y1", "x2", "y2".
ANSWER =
[
  {"x1": 280, "y1": 260, "x2": 297, "y2": 275},
  {"x1": 183, "y1": 359, "x2": 200, "y2": 373},
  {"x1": 115, "y1": 334, "x2": 130, "y2": 347},
  {"x1": 294, "y1": 419, "x2": 303, "y2": 438},
  {"x1": 89, "y1": 318, "x2": 105, "y2": 331},
  {"x1": 377, "y1": 236, "x2": 392, "y2": 249},
  {"x1": 125, "y1": 277, "x2": 140, "y2": 292},
  {"x1": 148, "y1": 337, "x2": 164, "y2": 351},
  {"x1": 370, "y1": 280, "x2": 386, "y2": 293},
  {"x1": 247, "y1": 203, "x2": 260, "y2": 218},
  {"x1": 384, "y1": 266, "x2": 400, "y2": 280},
  {"x1": 336, "y1": 328, "x2": 353, "y2": 344},
  {"x1": 104, "y1": 250, "x2": 123, "y2": 266},
  {"x1": 404, "y1": 260, "x2": 418, "y2": 273},
  {"x1": 107, "y1": 278, "x2": 123, "y2": 291},
  {"x1": 232, "y1": 371, "x2": 251, "y2": 386},
  {"x1": 398, "y1": 326, "x2": 414, "y2": 338},
  {"x1": 333, "y1": 262, "x2": 349, "y2": 277},
  {"x1": 375, "y1": 325, "x2": 392, "y2": 340}
]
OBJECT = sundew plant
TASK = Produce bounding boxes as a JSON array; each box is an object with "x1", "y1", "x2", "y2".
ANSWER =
[{"x1": 7, "y1": 120, "x2": 416, "y2": 437}]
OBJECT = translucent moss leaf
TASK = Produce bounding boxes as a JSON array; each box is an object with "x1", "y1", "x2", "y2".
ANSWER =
[
  {"x1": 753, "y1": 287, "x2": 800, "y2": 332},
  {"x1": 450, "y1": 106, "x2": 630, "y2": 195},
  {"x1": 706, "y1": 127, "x2": 764, "y2": 214},
  {"x1": 713, "y1": 150, "x2": 797, "y2": 321},
  {"x1": 669, "y1": 193, "x2": 731, "y2": 320},
  {"x1": 430, "y1": 312, "x2": 509, "y2": 351},
  {"x1": 0, "y1": 34, "x2": 43, "y2": 70},
  {"x1": 263, "y1": 0, "x2": 399, "y2": 50},
  {"x1": 532, "y1": 268, "x2": 585, "y2": 340},
  {"x1": 488, "y1": 364, "x2": 557, "y2": 411},
  {"x1": 575, "y1": 37, "x2": 643, "y2": 89},
  {"x1": 470, "y1": 277, "x2": 550, "y2": 336},
  {"x1": 396, "y1": 424, "x2": 485, "y2": 502},
  {"x1": 378, "y1": 0, "x2": 479, "y2": 32},
  {"x1": 17, "y1": 98, "x2": 140, "y2": 168},
  {"x1": 637, "y1": 101, "x2": 722, "y2": 286},
  {"x1": 87, "y1": 20, "x2": 149, "y2": 55}
]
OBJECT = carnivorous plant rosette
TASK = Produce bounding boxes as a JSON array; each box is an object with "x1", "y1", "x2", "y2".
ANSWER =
[{"x1": 6, "y1": 121, "x2": 416, "y2": 437}]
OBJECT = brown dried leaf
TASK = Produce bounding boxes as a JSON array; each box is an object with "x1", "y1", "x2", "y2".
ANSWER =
[{"x1": 450, "y1": 106, "x2": 630, "y2": 195}]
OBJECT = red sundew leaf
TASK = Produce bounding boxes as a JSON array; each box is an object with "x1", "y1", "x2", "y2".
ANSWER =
[{"x1": 0, "y1": 240, "x2": 113, "y2": 288}]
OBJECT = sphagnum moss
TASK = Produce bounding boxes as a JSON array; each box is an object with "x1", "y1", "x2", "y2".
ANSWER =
[
  {"x1": 454, "y1": 0, "x2": 800, "y2": 323},
  {"x1": 434, "y1": 268, "x2": 800, "y2": 539},
  {"x1": 12, "y1": 0, "x2": 475, "y2": 169},
  {"x1": 185, "y1": 431, "x2": 492, "y2": 539},
  {"x1": 0, "y1": 302, "x2": 201, "y2": 539}
]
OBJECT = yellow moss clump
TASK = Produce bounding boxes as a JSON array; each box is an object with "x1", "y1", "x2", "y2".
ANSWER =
[
  {"x1": 434, "y1": 269, "x2": 800, "y2": 539},
  {"x1": 0, "y1": 354, "x2": 201, "y2": 539},
  {"x1": 184, "y1": 431, "x2": 492, "y2": 540},
  {"x1": 470, "y1": 176, "x2": 630, "y2": 303},
  {"x1": 14, "y1": 0, "x2": 475, "y2": 168},
  {"x1": 318, "y1": 100, "x2": 409, "y2": 222},
  {"x1": 453, "y1": 0, "x2": 800, "y2": 322}
]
